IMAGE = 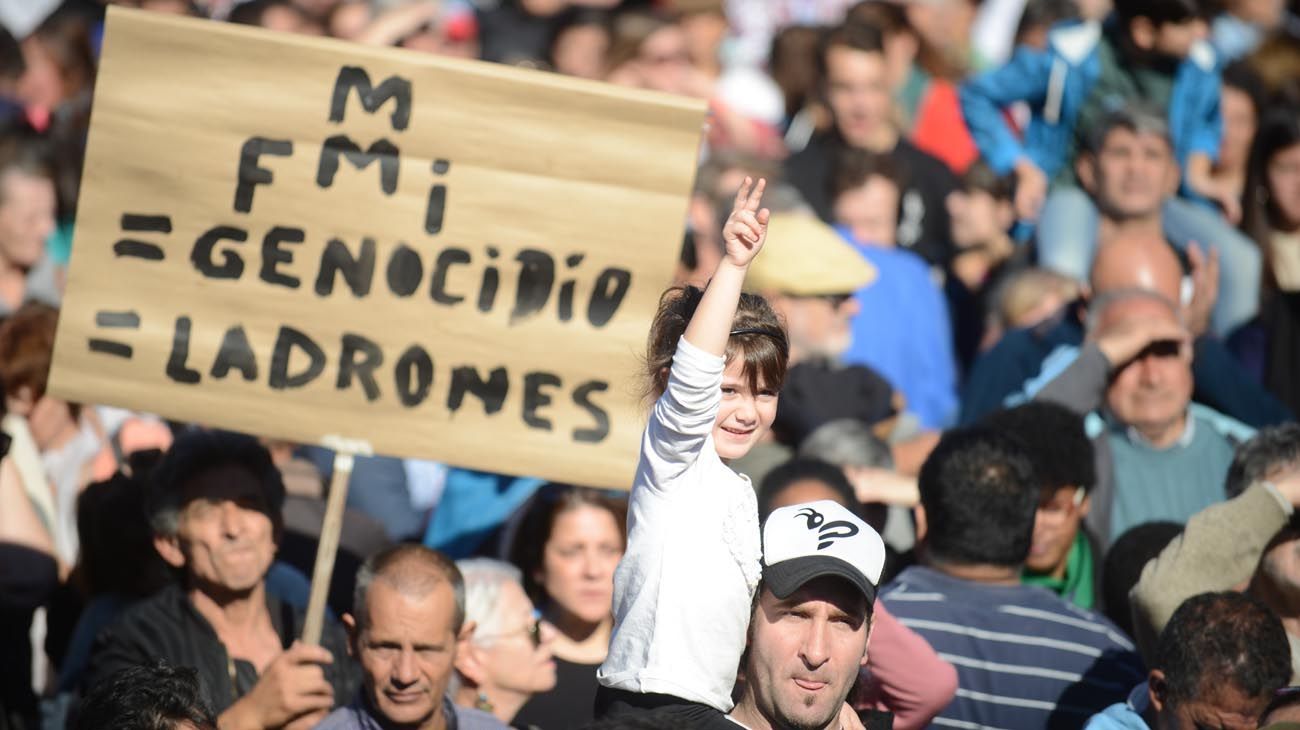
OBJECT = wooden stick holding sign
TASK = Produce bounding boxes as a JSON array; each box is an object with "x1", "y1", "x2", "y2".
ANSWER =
[{"x1": 301, "y1": 436, "x2": 372, "y2": 645}]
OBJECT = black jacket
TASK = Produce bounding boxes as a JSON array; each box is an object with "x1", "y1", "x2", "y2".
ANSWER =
[
  {"x1": 784, "y1": 131, "x2": 958, "y2": 268},
  {"x1": 82, "y1": 582, "x2": 359, "y2": 715}
]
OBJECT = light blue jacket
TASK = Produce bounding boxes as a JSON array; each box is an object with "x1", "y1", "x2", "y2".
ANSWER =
[
  {"x1": 1085, "y1": 683, "x2": 1152, "y2": 729},
  {"x1": 960, "y1": 19, "x2": 1222, "y2": 192}
]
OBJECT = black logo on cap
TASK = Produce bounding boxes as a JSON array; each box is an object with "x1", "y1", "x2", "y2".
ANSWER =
[{"x1": 794, "y1": 507, "x2": 860, "y2": 550}]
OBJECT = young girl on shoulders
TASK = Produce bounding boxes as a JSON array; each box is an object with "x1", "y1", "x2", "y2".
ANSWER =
[{"x1": 596, "y1": 178, "x2": 789, "y2": 723}]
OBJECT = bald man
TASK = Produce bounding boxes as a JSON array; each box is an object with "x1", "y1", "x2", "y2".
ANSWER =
[
  {"x1": 1033, "y1": 288, "x2": 1255, "y2": 546},
  {"x1": 959, "y1": 233, "x2": 1291, "y2": 428}
]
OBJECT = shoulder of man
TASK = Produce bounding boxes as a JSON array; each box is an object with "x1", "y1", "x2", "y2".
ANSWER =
[
  {"x1": 83, "y1": 583, "x2": 228, "y2": 705},
  {"x1": 891, "y1": 139, "x2": 958, "y2": 188},
  {"x1": 314, "y1": 704, "x2": 366, "y2": 730},
  {"x1": 1188, "y1": 403, "x2": 1256, "y2": 446},
  {"x1": 88, "y1": 583, "x2": 203, "y2": 660},
  {"x1": 452, "y1": 703, "x2": 512, "y2": 730}
]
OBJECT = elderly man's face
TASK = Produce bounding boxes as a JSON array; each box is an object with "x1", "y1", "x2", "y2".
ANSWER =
[
  {"x1": 745, "y1": 577, "x2": 871, "y2": 730},
  {"x1": 156, "y1": 465, "x2": 277, "y2": 595},
  {"x1": 1102, "y1": 300, "x2": 1193, "y2": 438},
  {"x1": 347, "y1": 578, "x2": 461, "y2": 728},
  {"x1": 774, "y1": 293, "x2": 859, "y2": 362}
]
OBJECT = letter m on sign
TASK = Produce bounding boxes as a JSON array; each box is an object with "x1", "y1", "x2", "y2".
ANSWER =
[{"x1": 329, "y1": 67, "x2": 412, "y2": 131}]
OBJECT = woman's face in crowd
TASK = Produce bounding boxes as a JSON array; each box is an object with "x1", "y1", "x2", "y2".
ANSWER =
[
  {"x1": 636, "y1": 25, "x2": 692, "y2": 93},
  {"x1": 1218, "y1": 85, "x2": 1257, "y2": 174},
  {"x1": 1268, "y1": 143, "x2": 1300, "y2": 230},
  {"x1": 714, "y1": 358, "x2": 779, "y2": 462},
  {"x1": 482, "y1": 581, "x2": 557, "y2": 695},
  {"x1": 553, "y1": 24, "x2": 610, "y2": 80},
  {"x1": 540, "y1": 505, "x2": 623, "y2": 626},
  {"x1": 0, "y1": 170, "x2": 56, "y2": 271}
]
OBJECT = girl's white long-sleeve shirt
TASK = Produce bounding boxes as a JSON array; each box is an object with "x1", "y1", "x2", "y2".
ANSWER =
[{"x1": 597, "y1": 337, "x2": 762, "y2": 712}]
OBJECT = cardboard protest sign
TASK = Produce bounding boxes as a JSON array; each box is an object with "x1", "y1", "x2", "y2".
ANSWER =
[{"x1": 49, "y1": 7, "x2": 704, "y2": 488}]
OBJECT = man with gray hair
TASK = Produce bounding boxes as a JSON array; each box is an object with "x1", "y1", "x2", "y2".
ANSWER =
[
  {"x1": 319, "y1": 544, "x2": 507, "y2": 730},
  {"x1": 1035, "y1": 285, "x2": 1255, "y2": 546},
  {"x1": 1071, "y1": 106, "x2": 1260, "y2": 337}
]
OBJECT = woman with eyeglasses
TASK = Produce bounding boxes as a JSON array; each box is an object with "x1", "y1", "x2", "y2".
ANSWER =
[
  {"x1": 452, "y1": 558, "x2": 557, "y2": 728},
  {"x1": 508, "y1": 485, "x2": 626, "y2": 730}
]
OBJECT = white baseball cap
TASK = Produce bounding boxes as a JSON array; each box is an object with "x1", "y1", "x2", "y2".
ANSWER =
[{"x1": 761, "y1": 500, "x2": 886, "y2": 604}]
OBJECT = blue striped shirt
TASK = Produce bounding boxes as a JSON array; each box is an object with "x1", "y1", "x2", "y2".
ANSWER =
[{"x1": 881, "y1": 566, "x2": 1145, "y2": 730}]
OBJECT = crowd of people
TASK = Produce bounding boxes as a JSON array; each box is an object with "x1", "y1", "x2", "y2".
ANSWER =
[{"x1": 2, "y1": 0, "x2": 1300, "y2": 728}]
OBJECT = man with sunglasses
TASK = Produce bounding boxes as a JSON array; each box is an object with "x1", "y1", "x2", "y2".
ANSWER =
[
  {"x1": 1034, "y1": 287, "x2": 1255, "y2": 547},
  {"x1": 320, "y1": 544, "x2": 508, "y2": 730},
  {"x1": 738, "y1": 213, "x2": 941, "y2": 477}
]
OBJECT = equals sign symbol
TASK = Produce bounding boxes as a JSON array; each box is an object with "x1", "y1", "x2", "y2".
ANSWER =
[
  {"x1": 88, "y1": 310, "x2": 141, "y2": 359},
  {"x1": 114, "y1": 214, "x2": 171, "y2": 261}
]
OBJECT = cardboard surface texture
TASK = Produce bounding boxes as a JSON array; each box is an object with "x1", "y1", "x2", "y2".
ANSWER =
[{"x1": 49, "y1": 8, "x2": 704, "y2": 488}]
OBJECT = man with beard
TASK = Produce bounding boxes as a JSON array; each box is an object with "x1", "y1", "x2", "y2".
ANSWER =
[{"x1": 725, "y1": 500, "x2": 886, "y2": 730}]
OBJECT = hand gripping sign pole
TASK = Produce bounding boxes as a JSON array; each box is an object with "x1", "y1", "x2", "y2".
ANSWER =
[{"x1": 301, "y1": 435, "x2": 372, "y2": 645}]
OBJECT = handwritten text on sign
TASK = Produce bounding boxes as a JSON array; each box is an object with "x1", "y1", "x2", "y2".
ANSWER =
[{"x1": 49, "y1": 9, "x2": 704, "y2": 487}]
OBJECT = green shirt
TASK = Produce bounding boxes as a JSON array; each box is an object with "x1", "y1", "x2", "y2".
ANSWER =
[{"x1": 1022, "y1": 530, "x2": 1096, "y2": 609}]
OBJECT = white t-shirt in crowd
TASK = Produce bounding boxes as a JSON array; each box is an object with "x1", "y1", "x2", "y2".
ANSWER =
[{"x1": 597, "y1": 337, "x2": 763, "y2": 712}]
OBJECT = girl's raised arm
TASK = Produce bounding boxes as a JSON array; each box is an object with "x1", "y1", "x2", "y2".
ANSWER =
[{"x1": 682, "y1": 177, "x2": 769, "y2": 357}]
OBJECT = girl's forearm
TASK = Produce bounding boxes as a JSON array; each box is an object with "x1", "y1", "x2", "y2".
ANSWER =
[{"x1": 683, "y1": 259, "x2": 749, "y2": 357}]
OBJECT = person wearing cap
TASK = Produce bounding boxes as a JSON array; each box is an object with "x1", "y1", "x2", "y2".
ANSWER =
[
  {"x1": 726, "y1": 499, "x2": 886, "y2": 730},
  {"x1": 741, "y1": 211, "x2": 938, "y2": 479},
  {"x1": 758, "y1": 462, "x2": 958, "y2": 730},
  {"x1": 744, "y1": 212, "x2": 877, "y2": 369},
  {"x1": 881, "y1": 426, "x2": 1144, "y2": 729}
]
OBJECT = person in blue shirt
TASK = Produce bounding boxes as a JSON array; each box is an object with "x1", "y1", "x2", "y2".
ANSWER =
[
  {"x1": 1084, "y1": 591, "x2": 1290, "y2": 729},
  {"x1": 960, "y1": 0, "x2": 1262, "y2": 337},
  {"x1": 831, "y1": 149, "x2": 958, "y2": 430}
]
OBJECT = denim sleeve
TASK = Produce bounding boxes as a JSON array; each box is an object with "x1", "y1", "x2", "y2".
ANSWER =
[
  {"x1": 959, "y1": 46, "x2": 1054, "y2": 174},
  {"x1": 1185, "y1": 69, "x2": 1223, "y2": 162}
]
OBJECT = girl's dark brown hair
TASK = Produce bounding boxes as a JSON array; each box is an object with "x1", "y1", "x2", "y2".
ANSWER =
[
  {"x1": 509, "y1": 484, "x2": 629, "y2": 607},
  {"x1": 644, "y1": 285, "x2": 789, "y2": 401},
  {"x1": 1242, "y1": 106, "x2": 1300, "y2": 292}
]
